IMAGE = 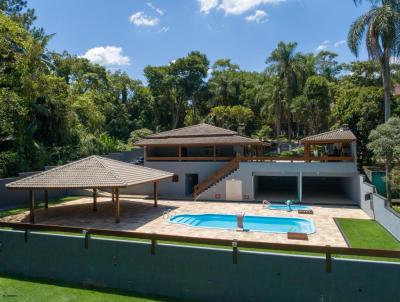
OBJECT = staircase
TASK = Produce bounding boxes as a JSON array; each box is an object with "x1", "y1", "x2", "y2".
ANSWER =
[{"x1": 194, "y1": 158, "x2": 239, "y2": 197}]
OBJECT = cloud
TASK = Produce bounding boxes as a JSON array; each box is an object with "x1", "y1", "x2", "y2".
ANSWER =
[
  {"x1": 334, "y1": 39, "x2": 346, "y2": 48},
  {"x1": 198, "y1": 0, "x2": 219, "y2": 14},
  {"x1": 199, "y1": 0, "x2": 284, "y2": 15},
  {"x1": 158, "y1": 26, "x2": 169, "y2": 33},
  {"x1": 129, "y1": 11, "x2": 159, "y2": 26},
  {"x1": 245, "y1": 9, "x2": 268, "y2": 23},
  {"x1": 147, "y1": 2, "x2": 164, "y2": 15},
  {"x1": 316, "y1": 40, "x2": 330, "y2": 51},
  {"x1": 80, "y1": 46, "x2": 130, "y2": 66}
]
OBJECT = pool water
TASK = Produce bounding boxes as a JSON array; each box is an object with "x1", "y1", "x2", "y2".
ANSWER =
[
  {"x1": 268, "y1": 204, "x2": 312, "y2": 211},
  {"x1": 169, "y1": 214, "x2": 315, "y2": 234}
]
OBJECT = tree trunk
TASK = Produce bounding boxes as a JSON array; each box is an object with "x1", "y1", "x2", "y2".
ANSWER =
[{"x1": 380, "y1": 55, "x2": 392, "y2": 122}]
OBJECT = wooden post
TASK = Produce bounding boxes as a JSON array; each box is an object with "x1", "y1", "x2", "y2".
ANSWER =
[
  {"x1": 178, "y1": 145, "x2": 182, "y2": 162},
  {"x1": 153, "y1": 181, "x2": 158, "y2": 207},
  {"x1": 304, "y1": 143, "x2": 310, "y2": 162},
  {"x1": 29, "y1": 190, "x2": 35, "y2": 224},
  {"x1": 93, "y1": 188, "x2": 97, "y2": 212},
  {"x1": 144, "y1": 146, "x2": 147, "y2": 161},
  {"x1": 112, "y1": 188, "x2": 115, "y2": 203},
  {"x1": 115, "y1": 188, "x2": 120, "y2": 223},
  {"x1": 44, "y1": 189, "x2": 48, "y2": 209},
  {"x1": 213, "y1": 145, "x2": 216, "y2": 161}
]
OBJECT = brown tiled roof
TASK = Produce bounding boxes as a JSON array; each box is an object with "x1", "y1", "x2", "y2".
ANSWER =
[
  {"x1": 148, "y1": 123, "x2": 237, "y2": 138},
  {"x1": 6, "y1": 156, "x2": 173, "y2": 189},
  {"x1": 135, "y1": 123, "x2": 264, "y2": 146},
  {"x1": 300, "y1": 127, "x2": 356, "y2": 143}
]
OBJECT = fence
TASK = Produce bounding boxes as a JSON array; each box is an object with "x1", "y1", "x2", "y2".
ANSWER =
[{"x1": 0, "y1": 222, "x2": 399, "y2": 302}]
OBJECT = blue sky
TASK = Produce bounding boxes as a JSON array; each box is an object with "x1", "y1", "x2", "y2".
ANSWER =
[{"x1": 33, "y1": 0, "x2": 370, "y2": 82}]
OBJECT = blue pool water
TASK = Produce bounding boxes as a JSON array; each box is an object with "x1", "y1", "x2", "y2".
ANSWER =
[
  {"x1": 268, "y1": 205, "x2": 312, "y2": 211},
  {"x1": 169, "y1": 214, "x2": 315, "y2": 234}
]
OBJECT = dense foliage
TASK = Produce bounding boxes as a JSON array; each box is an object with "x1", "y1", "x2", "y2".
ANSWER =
[{"x1": 0, "y1": 0, "x2": 399, "y2": 177}]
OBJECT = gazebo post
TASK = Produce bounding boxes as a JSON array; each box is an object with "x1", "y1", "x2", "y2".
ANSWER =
[
  {"x1": 112, "y1": 188, "x2": 115, "y2": 203},
  {"x1": 44, "y1": 189, "x2": 48, "y2": 209},
  {"x1": 115, "y1": 187, "x2": 120, "y2": 223},
  {"x1": 29, "y1": 190, "x2": 35, "y2": 224},
  {"x1": 153, "y1": 181, "x2": 158, "y2": 207},
  {"x1": 93, "y1": 188, "x2": 97, "y2": 212}
]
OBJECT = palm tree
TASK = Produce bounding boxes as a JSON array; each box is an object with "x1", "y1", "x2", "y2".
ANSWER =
[
  {"x1": 348, "y1": 0, "x2": 400, "y2": 122},
  {"x1": 266, "y1": 42, "x2": 302, "y2": 144}
]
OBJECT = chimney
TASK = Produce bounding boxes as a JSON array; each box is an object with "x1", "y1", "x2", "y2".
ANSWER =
[{"x1": 340, "y1": 124, "x2": 349, "y2": 131}]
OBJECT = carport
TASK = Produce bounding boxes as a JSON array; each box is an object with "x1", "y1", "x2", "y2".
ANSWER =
[
  {"x1": 301, "y1": 176, "x2": 356, "y2": 205},
  {"x1": 6, "y1": 156, "x2": 173, "y2": 223},
  {"x1": 254, "y1": 175, "x2": 299, "y2": 202}
]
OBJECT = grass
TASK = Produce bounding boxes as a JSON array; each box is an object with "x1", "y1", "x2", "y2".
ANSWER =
[
  {"x1": 393, "y1": 205, "x2": 400, "y2": 214},
  {"x1": 0, "y1": 274, "x2": 175, "y2": 302},
  {"x1": 0, "y1": 196, "x2": 83, "y2": 219},
  {"x1": 335, "y1": 218, "x2": 400, "y2": 262}
]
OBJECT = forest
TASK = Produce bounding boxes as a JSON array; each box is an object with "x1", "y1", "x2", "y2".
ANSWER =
[{"x1": 1, "y1": 0, "x2": 399, "y2": 177}]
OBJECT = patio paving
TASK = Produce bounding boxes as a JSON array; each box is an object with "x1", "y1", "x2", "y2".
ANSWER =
[{"x1": 0, "y1": 196, "x2": 370, "y2": 247}]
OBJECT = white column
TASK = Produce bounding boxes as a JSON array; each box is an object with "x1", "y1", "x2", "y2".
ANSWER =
[{"x1": 298, "y1": 172, "x2": 303, "y2": 202}]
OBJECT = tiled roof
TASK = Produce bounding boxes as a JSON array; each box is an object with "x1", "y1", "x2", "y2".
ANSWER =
[
  {"x1": 135, "y1": 123, "x2": 265, "y2": 146},
  {"x1": 148, "y1": 123, "x2": 237, "y2": 138},
  {"x1": 300, "y1": 127, "x2": 356, "y2": 143},
  {"x1": 6, "y1": 156, "x2": 173, "y2": 189}
]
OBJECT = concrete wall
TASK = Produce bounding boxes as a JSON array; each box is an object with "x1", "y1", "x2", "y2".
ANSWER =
[
  {"x1": 0, "y1": 229, "x2": 399, "y2": 302},
  {"x1": 359, "y1": 175, "x2": 400, "y2": 240},
  {"x1": 359, "y1": 176, "x2": 375, "y2": 218},
  {"x1": 200, "y1": 162, "x2": 359, "y2": 202},
  {"x1": 124, "y1": 161, "x2": 228, "y2": 196}
]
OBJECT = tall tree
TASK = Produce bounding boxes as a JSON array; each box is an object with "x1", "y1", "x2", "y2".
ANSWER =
[
  {"x1": 266, "y1": 42, "x2": 302, "y2": 142},
  {"x1": 348, "y1": 0, "x2": 400, "y2": 121}
]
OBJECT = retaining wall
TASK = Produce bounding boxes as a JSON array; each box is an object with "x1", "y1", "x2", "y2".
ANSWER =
[{"x1": 0, "y1": 229, "x2": 398, "y2": 302}]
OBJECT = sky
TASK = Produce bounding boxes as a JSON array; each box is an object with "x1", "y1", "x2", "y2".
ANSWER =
[{"x1": 32, "y1": 0, "x2": 370, "y2": 82}]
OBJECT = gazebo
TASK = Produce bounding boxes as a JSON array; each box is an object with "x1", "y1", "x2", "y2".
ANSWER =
[{"x1": 6, "y1": 156, "x2": 174, "y2": 224}]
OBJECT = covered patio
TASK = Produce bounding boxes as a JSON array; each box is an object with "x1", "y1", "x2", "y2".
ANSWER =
[{"x1": 6, "y1": 156, "x2": 173, "y2": 223}]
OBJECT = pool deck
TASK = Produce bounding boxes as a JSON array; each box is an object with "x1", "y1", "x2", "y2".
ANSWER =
[{"x1": 0, "y1": 196, "x2": 370, "y2": 247}]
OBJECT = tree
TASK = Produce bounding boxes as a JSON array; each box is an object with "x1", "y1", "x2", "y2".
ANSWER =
[
  {"x1": 145, "y1": 52, "x2": 209, "y2": 129},
  {"x1": 207, "y1": 105, "x2": 254, "y2": 132},
  {"x1": 266, "y1": 42, "x2": 302, "y2": 141},
  {"x1": 348, "y1": 0, "x2": 400, "y2": 121},
  {"x1": 367, "y1": 117, "x2": 400, "y2": 206}
]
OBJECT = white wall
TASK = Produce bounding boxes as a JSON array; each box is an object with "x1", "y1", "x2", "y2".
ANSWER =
[{"x1": 199, "y1": 162, "x2": 359, "y2": 201}]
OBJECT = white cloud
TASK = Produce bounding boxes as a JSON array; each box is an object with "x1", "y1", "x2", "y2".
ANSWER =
[
  {"x1": 80, "y1": 46, "x2": 130, "y2": 66},
  {"x1": 316, "y1": 40, "x2": 330, "y2": 51},
  {"x1": 129, "y1": 11, "x2": 159, "y2": 26},
  {"x1": 245, "y1": 9, "x2": 268, "y2": 23},
  {"x1": 158, "y1": 26, "x2": 169, "y2": 33},
  {"x1": 199, "y1": 0, "x2": 284, "y2": 15},
  {"x1": 147, "y1": 2, "x2": 164, "y2": 15},
  {"x1": 198, "y1": 0, "x2": 219, "y2": 14},
  {"x1": 334, "y1": 39, "x2": 346, "y2": 48}
]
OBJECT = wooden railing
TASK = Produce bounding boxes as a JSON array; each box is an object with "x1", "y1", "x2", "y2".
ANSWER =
[
  {"x1": 145, "y1": 156, "x2": 354, "y2": 162},
  {"x1": 0, "y1": 222, "x2": 398, "y2": 269},
  {"x1": 194, "y1": 158, "x2": 239, "y2": 196},
  {"x1": 238, "y1": 156, "x2": 354, "y2": 162}
]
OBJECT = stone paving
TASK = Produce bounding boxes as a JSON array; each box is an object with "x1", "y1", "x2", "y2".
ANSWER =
[{"x1": 1, "y1": 196, "x2": 370, "y2": 247}]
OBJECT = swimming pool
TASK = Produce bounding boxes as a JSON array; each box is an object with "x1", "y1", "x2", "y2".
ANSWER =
[
  {"x1": 268, "y1": 204, "x2": 312, "y2": 211},
  {"x1": 169, "y1": 214, "x2": 315, "y2": 234}
]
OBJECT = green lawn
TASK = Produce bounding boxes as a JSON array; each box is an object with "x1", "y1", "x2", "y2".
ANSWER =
[
  {"x1": 393, "y1": 205, "x2": 400, "y2": 214},
  {"x1": 335, "y1": 218, "x2": 400, "y2": 262},
  {"x1": 0, "y1": 196, "x2": 83, "y2": 219},
  {"x1": 0, "y1": 274, "x2": 175, "y2": 302}
]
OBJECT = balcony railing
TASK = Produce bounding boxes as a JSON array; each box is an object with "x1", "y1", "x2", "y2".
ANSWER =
[{"x1": 145, "y1": 155, "x2": 354, "y2": 162}]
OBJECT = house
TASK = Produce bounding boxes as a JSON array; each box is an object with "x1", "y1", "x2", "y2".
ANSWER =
[{"x1": 132, "y1": 123, "x2": 360, "y2": 205}]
